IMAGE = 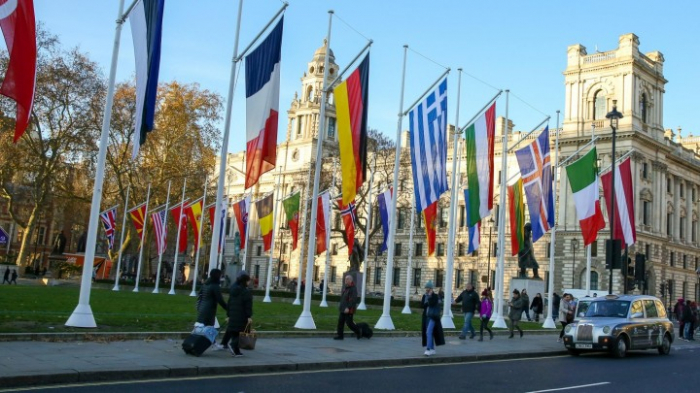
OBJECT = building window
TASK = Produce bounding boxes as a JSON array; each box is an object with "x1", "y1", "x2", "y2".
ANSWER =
[
  {"x1": 397, "y1": 209, "x2": 405, "y2": 230},
  {"x1": 334, "y1": 212, "x2": 342, "y2": 230},
  {"x1": 643, "y1": 201, "x2": 650, "y2": 225},
  {"x1": 393, "y1": 267, "x2": 400, "y2": 286},
  {"x1": 682, "y1": 281, "x2": 688, "y2": 300},
  {"x1": 590, "y1": 271, "x2": 599, "y2": 290},
  {"x1": 667, "y1": 178, "x2": 672, "y2": 193},
  {"x1": 413, "y1": 268, "x2": 422, "y2": 287},
  {"x1": 440, "y1": 207, "x2": 448, "y2": 228},
  {"x1": 667, "y1": 213, "x2": 672, "y2": 236},
  {"x1": 670, "y1": 251, "x2": 675, "y2": 267},
  {"x1": 642, "y1": 162, "x2": 648, "y2": 179},
  {"x1": 437, "y1": 243, "x2": 445, "y2": 257},
  {"x1": 680, "y1": 217, "x2": 686, "y2": 239},
  {"x1": 314, "y1": 265, "x2": 320, "y2": 281},
  {"x1": 497, "y1": 170, "x2": 502, "y2": 185},
  {"x1": 640, "y1": 93, "x2": 648, "y2": 123},
  {"x1": 394, "y1": 243, "x2": 402, "y2": 257},
  {"x1": 415, "y1": 243, "x2": 423, "y2": 257},
  {"x1": 435, "y1": 269, "x2": 444, "y2": 288},
  {"x1": 254, "y1": 264, "x2": 260, "y2": 279},
  {"x1": 458, "y1": 243, "x2": 465, "y2": 257},
  {"x1": 468, "y1": 269, "x2": 477, "y2": 286},
  {"x1": 646, "y1": 244, "x2": 651, "y2": 259},
  {"x1": 416, "y1": 212, "x2": 423, "y2": 229},
  {"x1": 256, "y1": 245, "x2": 262, "y2": 256},
  {"x1": 680, "y1": 183, "x2": 685, "y2": 198},
  {"x1": 331, "y1": 266, "x2": 337, "y2": 283},
  {"x1": 37, "y1": 226, "x2": 46, "y2": 245},
  {"x1": 591, "y1": 240, "x2": 598, "y2": 257},
  {"x1": 593, "y1": 90, "x2": 606, "y2": 120},
  {"x1": 459, "y1": 206, "x2": 465, "y2": 228},
  {"x1": 327, "y1": 117, "x2": 336, "y2": 139},
  {"x1": 491, "y1": 242, "x2": 497, "y2": 257},
  {"x1": 494, "y1": 205, "x2": 499, "y2": 228},
  {"x1": 374, "y1": 267, "x2": 382, "y2": 285},
  {"x1": 545, "y1": 242, "x2": 551, "y2": 258},
  {"x1": 455, "y1": 269, "x2": 463, "y2": 289},
  {"x1": 331, "y1": 243, "x2": 338, "y2": 255},
  {"x1": 693, "y1": 187, "x2": 697, "y2": 203},
  {"x1": 683, "y1": 255, "x2": 688, "y2": 270}
]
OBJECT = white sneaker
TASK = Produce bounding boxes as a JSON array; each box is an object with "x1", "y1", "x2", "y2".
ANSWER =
[
  {"x1": 211, "y1": 343, "x2": 225, "y2": 351},
  {"x1": 424, "y1": 349, "x2": 431, "y2": 356},
  {"x1": 429, "y1": 349, "x2": 436, "y2": 356}
]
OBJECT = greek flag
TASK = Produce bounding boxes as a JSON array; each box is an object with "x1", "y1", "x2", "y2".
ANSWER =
[{"x1": 409, "y1": 78, "x2": 448, "y2": 212}]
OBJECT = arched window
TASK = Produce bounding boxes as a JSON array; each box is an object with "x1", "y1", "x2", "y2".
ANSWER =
[
  {"x1": 580, "y1": 270, "x2": 599, "y2": 291},
  {"x1": 640, "y1": 93, "x2": 648, "y2": 123},
  {"x1": 306, "y1": 86, "x2": 314, "y2": 102},
  {"x1": 593, "y1": 90, "x2": 606, "y2": 120}
]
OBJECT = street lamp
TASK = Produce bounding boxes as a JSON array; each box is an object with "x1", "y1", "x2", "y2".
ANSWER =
[
  {"x1": 571, "y1": 238, "x2": 579, "y2": 288},
  {"x1": 606, "y1": 101, "x2": 623, "y2": 293},
  {"x1": 486, "y1": 216, "x2": 495, "y2": 288}
]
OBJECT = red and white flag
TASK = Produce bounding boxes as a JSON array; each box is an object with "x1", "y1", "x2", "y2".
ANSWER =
[
  {"x1": 315, "y1": 191, "x2": 330, "y2": 255},
  {"x1": 601, "y1": 157, "x2": 636, "y2": 246},
  {"x1": 151, "y1": 210, "x2": 167, "y2": 255},
  {"x1": 0, "y1": 0, "x2": 37, "y2": 142},
  {"x1": 337, "y1": 197, "x2": 357, "y2": 257}
]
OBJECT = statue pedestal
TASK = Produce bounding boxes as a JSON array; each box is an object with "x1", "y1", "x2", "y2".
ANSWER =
[{"x1": 509, "y1": 278, "x2": 545, "y2": 303}]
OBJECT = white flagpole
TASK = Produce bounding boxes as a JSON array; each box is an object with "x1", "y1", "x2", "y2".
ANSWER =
[
  {"x1": 293, "y1": 164, "x2": 312, "y2": 305},
  {"x1": 320, "y1": 160, "x2": 337, "y2": 307},
  {"x1": 190, "y1": 178, "x2": 208, "y2": 296},
  {"x1": 441, "y1": 68, "x2": 463, "y2": 329},
  {"x1": 294, "y1": 10, "x2": 333, "y2": 330},
  {"x1": 65, "y1": 0, "x2": 129, "y2": 327},
  {"x1": 585, "y1": 122, "x2": 595, "y2": 296},
  {"x1": 492, "y1": 90, "x2": 510, "y2": 329},
  {"x1": 375, "y1": 44, "x2": 408, "y2": 331},
  {"x1": 153, "y1": 181, "x2": 171, "y2": 293},
  {"x1": 169, "y1": 179, "x2": 187, "y2": 295},
  {"x1": 264, "y1": 170, "x2": 283, "y2": 302},
  {"x1": 402, "y1": 192, "x2": 416, "y2": 314},
  {"x1": 133, "y1": 184, "x2": 151, "y2": 292},
  {"x1": 215, "y1": 197, "x2": 228, "y2": 269},
  {"x1": 543, "y1": 111, "x2": 560, "y2": 329},
  {"x1": 242, "y1": 194, "x2": 251, "y2": 272},
  {"x1": 113, "y1": 185, "x2": 130, "y2": 291},
  {"x1": 357, "y1": 157, "x2": 375, "y2": 311},
  {"x1": 449, "y1": 136, "x2": 464, "y2": 317}
]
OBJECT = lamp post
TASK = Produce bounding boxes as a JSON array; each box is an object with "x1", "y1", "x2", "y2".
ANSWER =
[
  {"x1": 486, "y1": 216, "x2": 495, "y2": 288},
  {"x1": 606, "y1": 102, "x2": 623, "y2": 293},
  {"x1": 571, "y1": 238, "x2": 579, "y2": 288}
]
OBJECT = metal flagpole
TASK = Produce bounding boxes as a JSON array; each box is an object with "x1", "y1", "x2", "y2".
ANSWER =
[
  {"x1": 358, "y1": 157, "x2": 375, "y2": 310},
  {"x1": 402, "y1": 192, "x2": 416, "y2": 314},
  {"x1": 264, "y1": 170, "x2": 283, "y2": 303},
  {"x1": 543, "y1": 111, "x2": 560, "y2": 329},
  {"x1": 190, "y1": 179, "x2": 208, "y2": 296},
  {"x1": 242, "y1": 194, "x2": 251, "y2": 272},
  {"x1": 586, "y1": 122, "x2": 595, "y2": 296},
  {"x1": 113, "y1": 185, "x2": 130, "y2": 291},
  {"x1": 215, "y1": 197, "x2": 228, "y2": 269},
  {"x1": 320, "y1": 161, "x2": 337, "y2": 307},
  {"x1": 133, "y1": 184, "x2": 151, "y2": 292},
  {"x1": 492, "y1": 90, "x2": 510, "y2": 329},
  {"x1": 293, "y1": 164, "x2": 313, "y2": 305},
  {"x1": 295, "y1": 10, "x2": 333, "y2": 329},
  {"x1": 169, "y1": 180, "x2": 187, "y2": 295},
  {"x1": 153, "y1": 181, "x2": 171, "y2": 293},
  {"x1": 374, "y1": 44, "x2": 408, "y2": 331},
  {"x1": 441, "y1": 68, "x2": 463, "y2": 328},
  {"x1": 66, "y1": 0, "x2": 130, "y2": 327},
  {"x1": 449, "y1": 136, "x2": 464, "y2": 317}
]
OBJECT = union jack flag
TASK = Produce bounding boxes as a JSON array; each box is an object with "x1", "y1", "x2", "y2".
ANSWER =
[
  {"x1": 99, "y1": 207, "x2": 118, "y2": 250},
  {"x1": 151, "y1": 210, "x2": 167, "y2": 255},
  {"x1": 337, "y1": 197, "x2": 357, "y2": 257}
]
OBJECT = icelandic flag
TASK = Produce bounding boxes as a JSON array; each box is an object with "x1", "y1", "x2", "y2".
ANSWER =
[
  {"x1": 128, "y1": 0, "x2": 165, "y2": 159},
  {"x1": 464, "y1": 189, "x2": 480, "y2": 254},
  {"x1": 99, "y1": 207, "x2": 118, "y2": 250},
  {"x1": 377, "y1": 188, "x2": 393, "y2": 254},
  {"x1": 514, "y1": 126, "x2": 554, "y2": 243},
  {"x1": 245, "y1": 17, "x2": 284, "y2": 189},
  {"x1": 409, "y1": 78, "x2": 448, "y2": 213}
]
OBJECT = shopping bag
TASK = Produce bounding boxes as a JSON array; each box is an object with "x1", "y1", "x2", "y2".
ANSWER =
[{"x1": 239, "y1": 321, "x2": 257, "y2": 350}]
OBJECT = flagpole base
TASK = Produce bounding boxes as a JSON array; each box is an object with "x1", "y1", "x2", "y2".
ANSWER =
[
  {"x1": 263, "y1": 296, "x2": 271, "y2": 303},
  {"x1": 168, "y1": 289, "x2": 176, "y2": 295},
  {"x1": 441, "y1": 315, "x2": 455, "y2": 329},
  {"x1": 447, "y1": 309, "x2": 454, "y2": 317},
  {"x1": 357, "y1": 301, "x2": 367, "y2": 310},
  {"x1": 132, "y1": 286, "x2": 139, "y2": 293},
  {"x1": 65, "y1": 304, "x2": 97, "y2": 328},
  {"x1": 319, "y1": 300, "x2": 328, "y2": 307},
  {"x1": 492, "y1": 315, "x2": 508, "y2": 329},
  {"x1": 294, "y1": 311, "x2": 317, "y2": 329},
  {"x1": 152, "y1": 288, "x2": 159, "y2": 294},
  {"x1": 189, "y1": 291, "x2": 197, "y2": 297},
  {"x1": 214, "y1": 317, "x2": 220, "y2": 329},
  {"x1": 292, "y1": 298, "x2": 301, "y2": 305},
  {"x1": 112, "y1": 285, "x2": 120, "y2": 291},
  {"x1": 374, "y1": 314, "x2": 395, "y2": 330},
  {"x1": 542, "y1": 316, "x2": 556, "y2": 329},
  {"x1": 401, "y1": 305, "x2": 411, "y2": 314}
]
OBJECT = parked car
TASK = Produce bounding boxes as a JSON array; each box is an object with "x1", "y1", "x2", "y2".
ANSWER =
[{"x1": 562, "y1": 294, "x2": 674, "y2": 358}]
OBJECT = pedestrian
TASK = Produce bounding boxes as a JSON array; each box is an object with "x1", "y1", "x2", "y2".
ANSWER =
[
  {"x1": 453, "y1": 283, "x2": 480, "y2": 339},
  {"x1": 196, "y1": 269, "x2": 227, "y2": 328},
  {"x1": 507, "y1": 289, "x2": 524, "y2": 338},
  {"x1": 478, "y1": 289, "x2": 494, "y2": 341},
  {"x1": 319, "y1": 279, "x2": 325, "y2": 293},
  {"x1": 421, "y1": 281, "x2": 445, "y2": 356},
  {"x1": 558, "y1": 293, "x2": 574, "y2": 342},
  {"x1": 682, "y1": 300, "x2": 694, "y2": 341},
  {"x1": 673, "y1": 298, "x2": 685, "y2": 339},
  {"x1": 333, "y1": 275, "x2": 361, "y2": 340},
  {"x1": 220, "y1": 270, "x2": 253, "y2": 357},
  {"x1": 530, "y1": 293, "x2": 544, "y2": 322},
  {"x1": 552, "y1": 292, "x2": 561, "y2": 322},
  {"x1": 10, "y1": 269, "x2": 17, "y2": 285},
  {"x1": 521, "y1": 289, "x2": 532, "y2": 321},
  {"x1": 3, "y1": 266, "x2": 9, "y2": 284}
]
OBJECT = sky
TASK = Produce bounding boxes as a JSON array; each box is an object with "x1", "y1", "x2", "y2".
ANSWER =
[{"x1": 32, "y1": 0, "x2": 700, "y2": 154}]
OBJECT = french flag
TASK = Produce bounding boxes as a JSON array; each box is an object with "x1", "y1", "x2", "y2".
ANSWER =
[
  {"x1": 245, "y1": 17, "x2": 284, "y2": 189},
  {"x1": 377, "y1": 188, "x2": 392, "y2": 254},
  {"x1": 128, "y1": 0, "x2": 165, "y2": 159}
]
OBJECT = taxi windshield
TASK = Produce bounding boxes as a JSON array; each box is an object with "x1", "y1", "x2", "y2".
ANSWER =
[{"x1": 583, "y1": 300, "x2": 630, "y2": 318}]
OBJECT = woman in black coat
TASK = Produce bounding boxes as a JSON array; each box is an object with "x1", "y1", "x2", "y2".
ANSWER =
[
  {"x1": 220, "y1": 271, "x2": 253, "y2": 357},
  {"x1": 421, "y1": 281, "x2": 445, "y2": 356},
  {"x1": 530, "y1": 293, "x2": 544, "y2": 322},
  {"x1": 195, "y1": 269, "x2": 227, "y2": 326}
]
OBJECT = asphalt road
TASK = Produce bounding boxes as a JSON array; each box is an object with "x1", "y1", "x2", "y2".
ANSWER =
[{"x1": 10, "y1": 347, "x2": 700, "y2": 393}]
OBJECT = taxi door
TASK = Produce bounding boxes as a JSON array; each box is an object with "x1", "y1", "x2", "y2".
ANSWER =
[{"x1": 629, "y1": 300, "x2": 647, "y2": 349}]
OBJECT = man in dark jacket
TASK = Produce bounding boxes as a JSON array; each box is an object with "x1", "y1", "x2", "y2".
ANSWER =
[
  {"x1": 453, "y1": 283, "x2": 480, "y2": 339},
  {"x1": 220, "y1": 270, "x2": 253, "y2": 357},
  {"x1": 196, "y1": 269, "x2": 227, "y2": 327},
  {"x1": 334, "y1": 274, "x2": 360, "y2": 340}
]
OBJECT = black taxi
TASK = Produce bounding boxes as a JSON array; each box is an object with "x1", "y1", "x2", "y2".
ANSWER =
[{"x1": 562, "y1": 294, "x2": 674, "y2": 358}]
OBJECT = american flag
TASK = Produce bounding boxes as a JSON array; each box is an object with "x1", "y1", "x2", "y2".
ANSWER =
[
  {"x1": 99, "y1": 207, "x2": 117, "y2": 250},
  {"x1": 151, "y1": 210, "x2": 167, "y2": 255}
]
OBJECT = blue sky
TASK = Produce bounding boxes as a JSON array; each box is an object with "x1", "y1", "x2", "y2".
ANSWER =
[{"x1": 33, "y1": 0, "x2": 700, "y2": 153}]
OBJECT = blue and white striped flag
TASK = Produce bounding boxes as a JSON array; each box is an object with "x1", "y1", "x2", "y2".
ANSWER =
[{"x1": 409, "y1": 78, "x2": 448, "y2": 212}]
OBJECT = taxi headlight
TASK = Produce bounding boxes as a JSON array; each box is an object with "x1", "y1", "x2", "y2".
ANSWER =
[
  {"x1": 603, "y1": 326, "x2": 611, "y2": 334},
  {"x1": 565, "y1": 325, "x2": 572, "y2": 333}
]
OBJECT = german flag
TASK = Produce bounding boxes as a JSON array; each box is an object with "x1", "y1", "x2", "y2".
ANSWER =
[
  {"x1": 334, "y1": 54, "x2": 369, "y2": 206},
  {"x1": 256, "y1": 193, "x2": 274, "y2": 252}
]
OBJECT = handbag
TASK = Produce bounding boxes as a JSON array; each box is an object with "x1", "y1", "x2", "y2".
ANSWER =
[
  {"x1": 427, "y1": 306, "x2": 441, "y2": 319},
  {"x1": 239, "y1": 321, "x2": 257, "y2": 350}
]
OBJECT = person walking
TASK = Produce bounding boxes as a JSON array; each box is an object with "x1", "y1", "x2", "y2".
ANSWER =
[
  {"x1": 478, "y1": 289, "x2": 494, "y2": 341},
  {"x1": 3, "y1": 267, "x2": 9, "y2": 284},
  {"x1": 334, "y1": 275, "x2": 361, "y2": 340},
  {"x1": 558, "y1": 293, "x2": 574, "y2": 342},
  {"x1": 530, "y1": 293, "x2": 544, "y2": 322},
  {"x1": 421, "y1": 281, "x2": 445, "y2": 356},
  {"x1": 453, "y1": 283, "x2": 480, "y2": 339},
  {"x1": 10, "y1": 269, "x2": 17, "y2": 285},
  {"x1": 682, "y1": 299, "x2": 694, "y2": 341},
  {"x1": 196, "y1": 269, "x2": 227, "y2": 328},
  {"x1": 552, "y1": 292, "x2": 561, "y2": 322},
  {"x1": 507, "y1": 289, "x2": 524, "y2": 338},
  {"x1": 521, "y1": 289, "x2": 532, "y2": 321},
  {"x1": 220, "y1": 271, "x2": 253, "y2": 357},
  {"x1": 673, "y1": 298, "x2": 685, "y2": 339}
]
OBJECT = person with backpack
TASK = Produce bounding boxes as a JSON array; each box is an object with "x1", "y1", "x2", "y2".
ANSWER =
[{"x1": 334, "y1": 274, "x2": 361, "y2": 340}]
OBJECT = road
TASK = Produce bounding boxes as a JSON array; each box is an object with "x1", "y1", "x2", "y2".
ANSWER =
[{"x1": 7, "y1": 348, "x2": 699, "y2": 393}]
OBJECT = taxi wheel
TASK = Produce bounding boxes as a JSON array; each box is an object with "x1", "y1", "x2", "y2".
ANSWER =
[
  {"x1": 567, "y1": 348, "x2": 580, "y2": 356},
  {"x1": 611, "y1": 335, "x2": 628, "y2": 358},
  {"x1": 657, "y1": 333, "x2": 671, "y2": 355}
]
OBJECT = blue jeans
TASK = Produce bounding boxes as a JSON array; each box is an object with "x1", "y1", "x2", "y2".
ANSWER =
[
  {"x1": 426, "y1": 318, "x2": 436, "y2": 350},
  {"x1": 684, "y1": 322, "x2": 692, "y2": 339},
  {"x1": 461, "y1": 312, "x2": 475, "y2": 337}
]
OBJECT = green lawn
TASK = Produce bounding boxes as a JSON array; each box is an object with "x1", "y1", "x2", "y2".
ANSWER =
[{"x1": 0, "y1": 285, "x2": 545, "y2": 333}]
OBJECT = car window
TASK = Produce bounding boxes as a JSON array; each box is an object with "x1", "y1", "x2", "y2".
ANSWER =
[
  {"x1": 630, "y1": 300, "x2": 644, "y2": 318},
  {"x1": 655, "y1": 300, "x2": 668, "y2": 318},
  {"x1": 576, "y1": 300, "x2": 591, "y2": 317},
  {"x1": 583, "y1": 300, "x2": 628, "y2": 317},
  {"x1": 644, "y1": 300, "x2": 658, "y2": 318}
]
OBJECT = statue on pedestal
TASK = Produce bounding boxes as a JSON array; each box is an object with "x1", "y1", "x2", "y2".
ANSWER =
[
  {"x1": 349, "y1": 239, "x2": 363, "y2": 272},
  {"x1": 518, "y1": 223, "x2": 540, "y2": 279},
  {"x1": 232, "y1": 232, "x2": 241, "y2": 264}
]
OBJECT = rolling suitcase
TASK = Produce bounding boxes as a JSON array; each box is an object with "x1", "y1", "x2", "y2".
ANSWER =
[{"x1": 183, "y1": 324, "x2": 218, "y2": 356}]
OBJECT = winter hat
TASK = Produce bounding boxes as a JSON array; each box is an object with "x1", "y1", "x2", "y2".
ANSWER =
[
  {"x1": 237, "y1": 270, "x2": 250, "y2": 280},
  {"x1": 424, "y1": 281, "x2": 434, "y2": 289}
]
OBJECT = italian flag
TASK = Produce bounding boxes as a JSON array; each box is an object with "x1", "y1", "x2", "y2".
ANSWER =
[
  {"x1": 565, "y1": 147, "x2": 606, "y2": 246},
  {"x1": 508, "y1": 177, "x2": 525, "y2": 256},
  {"x1": 465, "y1": 103, "x2": 496, "y2": 226}
]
